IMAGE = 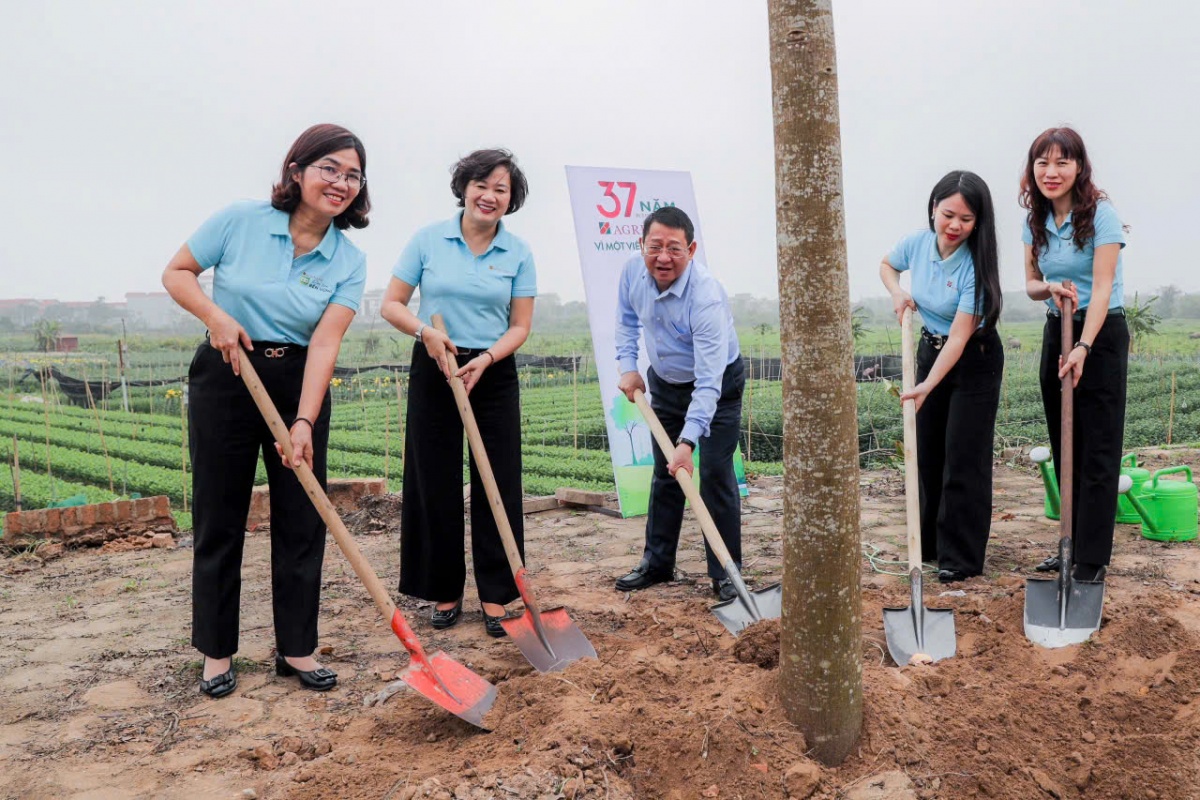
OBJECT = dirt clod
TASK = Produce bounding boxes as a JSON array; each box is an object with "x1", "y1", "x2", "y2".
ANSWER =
[{"x1": 732, "y1": 619, "x2": 780, "y2": 668}]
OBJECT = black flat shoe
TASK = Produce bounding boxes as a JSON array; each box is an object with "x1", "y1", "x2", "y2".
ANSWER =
[
  {"x1": 1035, "y1": 555, "x2": 1061, "y2": 573},
  {"x1": 430, "y1": 597, "x2": 464, "y2": 629},
  {"x1": 711, "y1": 577, "x2": 737, "y2": 602},
  {"x1": 199, "y1": 663, "x2": 237, "y2": 699},
  {"x1": 275, "y1": 655, "x2": 337, "y2": 691},
  {"x1": 615, "y1": 563, "x2": 673, "y2": 591},
  {"x1": 1073, "y1": 563, "x2": 1107, "y2": 582},
  {"x1": 937, "y1": 569, "x2": 968, "y2": 584},
  {"x1": 483, "y1": 610, "x2": 508, "y2": 638}
]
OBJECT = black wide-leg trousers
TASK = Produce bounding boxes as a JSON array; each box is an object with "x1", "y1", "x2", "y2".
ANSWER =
[
  {"x1": 643, "y1": 359, "x2": 745, "y2": 580},
  {"x1": 188, "y1": 343, "x2": 331, "y2": 659},
  {"x1": 399, "y1": 342, "x2": 524, "y2": 606},
  {"x1": 915, "y1": 327, "x2": 1003, "y2": 576},
  {"x1": 1040, "y1": 313, "x2": 1129, "y2": 567}
]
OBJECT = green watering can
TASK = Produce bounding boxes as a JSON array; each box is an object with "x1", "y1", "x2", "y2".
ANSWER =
[
  {"x1": 1119, "y1": 467, "x2": 1198, "y2": 542},
  {"x1": 1030, "y1": 448, "x2": 1150, "y2": 524}
]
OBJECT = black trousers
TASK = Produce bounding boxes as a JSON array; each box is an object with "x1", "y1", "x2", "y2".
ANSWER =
[
  {"x1": 399, "y1": 343, "x2": 524, "y2": 606},
  {"x1": 1040, "y1": 313, "x2": 1129, "y2": 566},
  {"x1": 188, "y1": 343, "x2": 331, "y2": 659},
  {"x1": 643, "y1": 359, "x2": 745, "y2": 580},
  {"x1": 915, "y1": 327, "x2": 1003, "y2": 576}
]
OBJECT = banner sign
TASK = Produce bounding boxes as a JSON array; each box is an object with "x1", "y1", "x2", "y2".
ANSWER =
[{"x1": 565, "y1": 166, "x2": 745, "y2": 516}]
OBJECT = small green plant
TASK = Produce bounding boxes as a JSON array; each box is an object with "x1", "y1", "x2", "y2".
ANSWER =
[{"x1": 120, "y1": 579, "x2": 140, "y2": 593}]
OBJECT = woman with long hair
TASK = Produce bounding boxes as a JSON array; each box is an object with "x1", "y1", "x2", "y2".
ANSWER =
[
  {"x1": 880, "y1": 170, "x2": 1004, "y2": 582},
  {"x1": 1022, "y1": 127, "x2": 1128, "y2": 583},
  {"x1": 163, "y1": 124, "x2": 369, "y2": 697},
  {"x1": 381, "y1": 149, "x2": 536, "y2": 638}
]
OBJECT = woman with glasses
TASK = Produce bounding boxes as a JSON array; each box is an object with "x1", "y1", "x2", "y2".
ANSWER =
[
  {"x1": 381, "y1": 149, "x2": 536, "y2": 638},
  {"x1": 162, "y1": 124, "x2": 369, "y2": 698},
  {"x1": 1022, "y1": 127, "x2": 1128, "y2": 583},
  {"x1": 879, "y1": 170, "x2": 1004, "y2": 583}
]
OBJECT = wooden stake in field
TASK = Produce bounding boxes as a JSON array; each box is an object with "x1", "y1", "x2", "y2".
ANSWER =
[
  {"x1": 572, "y1": 351, "x2": 579, "y2": 451},
  {"x1": 383, "y1": 388, "x2": 391, "y2": 483},
  {"x1": 117, "y1": 328, "x2": 130, "y2": 413},
  {"x1": 1168, "y1": 371, "x2": 1177, "y2": 445},
  {"x1": 745, "y1": 347, "x2": 755, "y2": 462},
  {"x1": 38, "y1": 366, "x2": 54, "y2": 499},
  {"x1": 11, "y1": 435, "x2": 21, "y2": 512},
  {"x1": 83, "y1": 368, "x2": 115, "y2": 493}
]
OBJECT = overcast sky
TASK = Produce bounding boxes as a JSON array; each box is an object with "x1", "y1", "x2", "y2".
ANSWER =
[{"x1": 3, "y1": 1, "x2": 1197, "y2": 305}]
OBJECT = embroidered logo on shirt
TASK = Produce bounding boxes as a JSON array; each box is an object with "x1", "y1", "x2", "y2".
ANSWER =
[
  {"x1": 298, "y1": 272, "x2": 333, "y2": 293},
  {"x1": 946, "y1": 280, "x2": 954, "y2": 289}
]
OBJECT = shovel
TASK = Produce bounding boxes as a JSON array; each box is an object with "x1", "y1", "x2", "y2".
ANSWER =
[
  {"x1": 433, "y1": 317, "x2": 596, "y2": 673},
  {"x1": 882, "y1": 308, "x2": 956, "y2": 665},
  {"x1": 632, "y1": 389, "x2": 781, "y2": 636},
  {"x1": 236, "y1": 346, "x2": 497, "y2": 728},
  {"x1": 1023, "y1": 283, "x2": 1105, "y2": 648}
]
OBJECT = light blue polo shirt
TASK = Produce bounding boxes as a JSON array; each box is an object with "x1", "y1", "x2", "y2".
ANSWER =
[
  {"x1": 1022, "y1": 200, "x2": 1125, "y2": 310},
  {"x1": 393, "y1": 214, "x2": 537, "y2": 349},
  {"x1": 887, "y1": 229, "x2": 979, "y2": 336},
  {"x1": 187, "y1": 200, "x2": 366, "y2": 345}
]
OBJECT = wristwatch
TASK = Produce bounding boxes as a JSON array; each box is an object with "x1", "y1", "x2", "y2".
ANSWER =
[
  {"x1": 676, "y1": 436, "x2": 696, "y2": 450},
  {"x1": 413, "y1": 323, "x2": 426, "y2": 341}
]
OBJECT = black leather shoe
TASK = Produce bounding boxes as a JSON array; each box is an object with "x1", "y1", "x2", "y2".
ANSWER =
[
  {"x1": 1035, "y1": 555, "x2": 1061, "y2": 572},
  {"x1": 615, "y1": 564, "x2": 673, "y2": 591},
  {"x1": 711, "y1": 577, "x2": 737, "y2": 602},
  {"x1": 275, "y1": 655, "x2": 337, "y2": 691},
  {"x1": 1073, "y1": 563, "x2": 1107, "y2": 582},
  {"x1": 937, "y1": 569, "x2": 967, "y2": 584},
  {"x1": 483, "y1": 610, "x2": 508, "y2": 638},
  {"x1": 430, "y1": 597, "x2": 464, "y2": 629},
  {"x1": 199, "y1": 661, "x2": 237, "y2": 699}
]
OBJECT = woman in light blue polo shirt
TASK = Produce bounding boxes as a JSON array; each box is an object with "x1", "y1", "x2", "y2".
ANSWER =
[
  {"x1": 880, "y1": 170, "x2": 1004, "y2": 583},
  {"x1": 381, "y1": 149, "x2": 536, "y2": 638},
  {"x1": 162, "y1": 124, "x2": 369, "y2": 698},
  {"x1": 1022, "y1": 127, "x2": 1128, "y2": 583}
]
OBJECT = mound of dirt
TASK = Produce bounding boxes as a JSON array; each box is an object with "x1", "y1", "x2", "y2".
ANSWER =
[{"x1": 733, "y1": 619, "x2": 780, "y2": 669}]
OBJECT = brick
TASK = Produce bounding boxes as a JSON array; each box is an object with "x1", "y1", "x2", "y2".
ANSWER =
[
  {"x1": 116, "y1": 500, "x2": 132, "y2": 523},
  {"x1": 4, "y1": 511, "x2": 23, "y2": 539},
  {"x1": 150, "y1": 495, "x2": 171, "y2": 519},
  {"x1": 76, "y1": 504, "x2": 96, "y2": 528},
  {"x1": 44, "y1": 508, "x2": 61, "y2": 532},
  {"x1": 132, "y1": 497, "x2": 153, "y2": 521},
  {"x1": 59, "y1": 506, "x2": 79, "y2": 531},
  {"x1": 555, "y1": 488, "x2": 610, "y2": 506},
  {"x1": 95, "y1": 501, "x2": 116, "y2": 525}
]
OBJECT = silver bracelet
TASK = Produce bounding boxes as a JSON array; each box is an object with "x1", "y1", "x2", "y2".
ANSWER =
[{"x1": 413, "y1": 323, "x2": 426, "y2": 341}]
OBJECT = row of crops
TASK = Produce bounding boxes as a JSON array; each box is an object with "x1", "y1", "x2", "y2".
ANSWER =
[{"x1": 3, "y1": 347, "x2": 1199, "y2": 521}]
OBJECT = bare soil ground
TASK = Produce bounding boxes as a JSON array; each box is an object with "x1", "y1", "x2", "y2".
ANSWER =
[{"x1": 3, "y1": 450, "x2": 1200, "y2": 800}]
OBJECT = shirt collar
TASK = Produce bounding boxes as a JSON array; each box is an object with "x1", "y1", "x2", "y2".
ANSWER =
[
  {"x1": 442, "y1": 212, "x2": 513, "y2": 252},
  {"x1": 268, "y1": 206, "x2": 339, "y2": 259},
  {"x1": 1044, "y1": 210, "x2": 1073, "y2": 237},
  {"x1": 928, "y1": 235, "x2": 969, "y2": 271}
]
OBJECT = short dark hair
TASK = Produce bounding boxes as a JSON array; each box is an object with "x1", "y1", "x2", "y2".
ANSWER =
[
  {"x1": 450, "y1": 149, "x2": 528, "y2": 214},
  {"x1": 271, "y1": 124, "x2": 370, "y2": 230},
  {"x1": 641, "y1": 206, "x2": 694, "y2": 244}
]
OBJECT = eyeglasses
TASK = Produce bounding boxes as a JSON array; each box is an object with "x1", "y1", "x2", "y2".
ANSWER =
[
  {"x1": 307, "y1": 164, "x2": 366, "y2": 190},
  {"x1": 642, "y1": 244, "x2": 689, "y2": 258}
]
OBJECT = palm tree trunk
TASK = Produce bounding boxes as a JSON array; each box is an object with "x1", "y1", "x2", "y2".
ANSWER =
[{"x1": 767, "y1": 0, "x2": 863, "y2": 765}]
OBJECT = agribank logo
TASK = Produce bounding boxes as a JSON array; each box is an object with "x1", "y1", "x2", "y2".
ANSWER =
[{"x1": 592, "y1": 180, "x2": 676, "y2": 253}]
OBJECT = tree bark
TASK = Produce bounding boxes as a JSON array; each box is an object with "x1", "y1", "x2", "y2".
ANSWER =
[{"x1": 767, "y1": 0, "x2": 863, "y2": 765}]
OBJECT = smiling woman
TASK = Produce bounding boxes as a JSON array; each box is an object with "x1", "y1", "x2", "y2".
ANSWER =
[
  {"x1": 160, "y1": 123, "x2": 370, "y2": 700},
  {"x1": 380, "y1": 148, "x2": 537, "y2": 637}
]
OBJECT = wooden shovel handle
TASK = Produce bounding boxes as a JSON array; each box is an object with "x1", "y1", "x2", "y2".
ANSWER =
[
  {"x1": 1059, "y1": 281, "x2": 1074, "y2": 542},
  {"x1": 236, "y1": 347, "x2": 397, "y2": 623},
  {"x1": 430, "y1": 316, "x2": 526, "y2": 576},
  {"x1": 900, "y1": 308, "x2": 921, "y2": 570},
  {"x1": 632, "y1": 389, "x2": 736, "y2": 567}
]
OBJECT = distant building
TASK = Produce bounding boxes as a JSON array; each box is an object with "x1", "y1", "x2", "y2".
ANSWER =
[
  {"x1": 125, "y1": 292, "x2": 184, "y2": 329},
  {"x1": 55, "y1": 335, "x2": 79, "y2": 352}
]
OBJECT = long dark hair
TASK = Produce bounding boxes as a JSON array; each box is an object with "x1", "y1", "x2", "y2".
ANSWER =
[
  {"x1": 1019, "y1": 127, "x2": 1106, "y2": 270},
  {"x1": 927, "y1": 170, "x2": 1002, "y2": 332},
  {"x1": 270, "y1": 123, "x2": 370, "y2": 230}
]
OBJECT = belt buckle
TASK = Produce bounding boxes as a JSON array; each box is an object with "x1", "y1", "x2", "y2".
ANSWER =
[{"x1": 263, "y1": 346, "x2": 286, "y2": 358}]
